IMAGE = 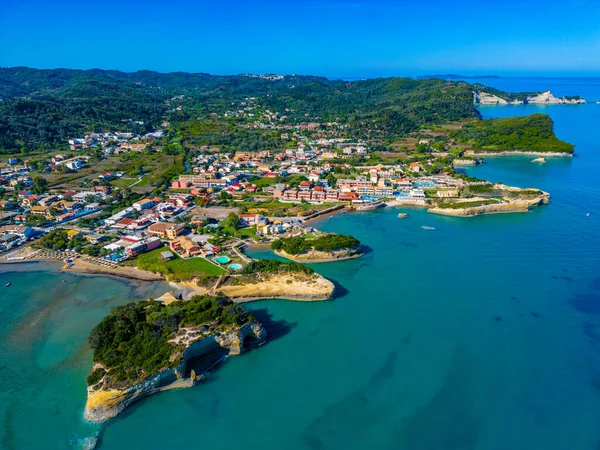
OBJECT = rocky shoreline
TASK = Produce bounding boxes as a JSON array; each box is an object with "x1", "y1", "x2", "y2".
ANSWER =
[
  {"x1": 173, "y1": 272, "x2": 336, "y2": 302},
  {"x1": 428, "y1": 193, "x2": 550, "y2": 217},
  {"x1": 474, "y1": 90, "x2": 586, "y2": 105},
  {"x1": 84, "y1": 321, "x2": 266, "y2": 423},
  {"x1": 465, "y1": 150, "x2": 573, "y2": 157},
  {"x1": 274, "y1": 247, "x2": 363, "y2": 264}
]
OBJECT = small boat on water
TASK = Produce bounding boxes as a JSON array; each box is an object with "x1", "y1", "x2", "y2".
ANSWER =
[
  {"x1": 421, "y1": 226, "x2": 436, "y2": 230},
  {"x1": 398, "y1": 213, "x2": 409, "y2": 219},
  {"x1": 5, "y1": 283, "x2": 11, "y2": 287}
]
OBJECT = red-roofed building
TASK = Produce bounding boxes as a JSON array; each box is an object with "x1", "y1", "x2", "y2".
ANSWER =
[{"x1": 299, "y1": 181, "x2": 311, "y2": 191}]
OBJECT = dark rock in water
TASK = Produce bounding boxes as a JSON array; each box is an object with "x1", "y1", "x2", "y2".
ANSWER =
[
  {"x1": 569, "y1": 293, "x2": 600, "y2": 315},
  {"x1": 80, "y1": 437, "x2": 97, "y2": 450},
  {"x1": 583, "y1": 322, "x2": 600, "y2": 344},
  {"x1": 530, "y1": 312, "x2": 541, "y2": 318},
  {"x1": 494, "y1": 316, "x2": 503, "y2": 322},
  {"x1": 402, "y1": 333, "x2": 411, "y2": 345}
]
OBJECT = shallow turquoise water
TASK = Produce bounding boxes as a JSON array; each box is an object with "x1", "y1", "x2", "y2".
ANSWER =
[
  {"x1": 0, "y1": 264, "x2": 168, "y2": 449},
  {"x1": 2, "y1": 81, "x2": 600, "y2": 449}
]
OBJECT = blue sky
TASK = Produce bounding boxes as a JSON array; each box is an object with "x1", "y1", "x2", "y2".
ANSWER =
[{"x1": 1, "y1": 0, "x2": 599, "y2": 77}]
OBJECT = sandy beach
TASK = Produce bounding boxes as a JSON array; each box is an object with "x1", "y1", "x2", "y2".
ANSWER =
[
  {"x1": 60, "y1": 259, "x2": 165, "y2": 281},
  {"x1": 0, "y1": 247, "x2": 164, "y2": 281}
]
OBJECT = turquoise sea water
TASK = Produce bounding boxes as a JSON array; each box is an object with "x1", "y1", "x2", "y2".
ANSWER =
[
  {"x1": 2, "y1": 79, "x2": 600, "y2": 449},
  {"x1": 0, "y1": 264, "x2": 168, "y2": 449}
]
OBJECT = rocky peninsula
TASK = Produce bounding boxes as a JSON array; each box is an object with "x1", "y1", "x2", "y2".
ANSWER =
[
  {"x1": 270, "y1": 233, "x2": 363, "y2": 264},
  {"x1": 428, "y1": 188, "x2": 550, "y2": 217},
  {"x1": 181, "y1": 260, "x2": 335, "y2": 302},
  {"x1": 452, "y1": 114, "x2": 575, "y2": 155},
  {"x1": 474, "y1": 90, "x2": 585, "y2": 105},
  {"x1": 84, "y1": 295, "x2": 266, "y2": 423},
  {"x1": 274, "y1": 247, "x2": 363, "y2": 263}
]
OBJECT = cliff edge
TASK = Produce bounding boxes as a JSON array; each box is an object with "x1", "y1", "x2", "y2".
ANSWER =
[
  {"x1": 84, "y1": 296, "x2": 265, "y2": 423},
  {"x1": 274, "y1": 246, "x2": 363, "y2": 263},
  {"x1": 428, "y1": 190, "x2": 550, "y2": 217},
  {"x1": 474, "y1": 90, "x2": 585, "y2": 105}
]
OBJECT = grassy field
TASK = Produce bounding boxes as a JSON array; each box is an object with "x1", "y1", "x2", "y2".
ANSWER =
[
  {"x1": 123, "y1": 247, "x2": 225, "y2": 280},
  {"x1": 436, "y1": 199, "x2": 500, "y2": 209},
  {"x1": 38, "y1": 153, "x2": 183, "y2": 190},
  {"x1": 110, "y1": 177, "x2": 137, "y2": 189}
]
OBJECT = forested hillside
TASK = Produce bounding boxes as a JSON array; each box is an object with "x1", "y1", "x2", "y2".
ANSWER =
[
  {"x1": 0, "y1": 67, "x2": 485, "y2": 151},
  {"x1": 451, "y1": 114, "x2": 574, "y2": 153}
]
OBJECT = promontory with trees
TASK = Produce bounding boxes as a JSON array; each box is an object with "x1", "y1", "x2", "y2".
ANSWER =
[
  {"x1": 451, "y1": 114, "x2": 575, "y2": 154},
  {"x1": 185, "y1": 259, "x2": 336, "y2": 302},
  {"x1": 271, "y1": 233, "x2": 363, "y2": 262},
  {"x1": 85, "y1": 294, "x2": 266, "y2": 423}
]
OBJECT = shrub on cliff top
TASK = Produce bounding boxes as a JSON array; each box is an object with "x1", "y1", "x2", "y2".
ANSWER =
[
  {"x1": 240, "y1": 259, "x2": 314, "y2": 275},
  {"x1": 271, "y1": 234, "x2": 360, "y2": 255},
  {"x1": 86, "y1": 368, "x2": 105, "y2": 386}
]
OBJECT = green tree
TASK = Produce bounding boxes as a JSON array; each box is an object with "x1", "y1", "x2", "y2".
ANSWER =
[
  {"x1": 32, "y1": 176, "x2": 48, "y2": 194},
  {"x1": 38, "y1": 230, "x2": 69, "y2": 250},
  {"x1": 225, "y1": 212, "x2": 240, "y2": 230},
  {"x1": 326, "y1": 173, "x2": 337, "y2": 188}
]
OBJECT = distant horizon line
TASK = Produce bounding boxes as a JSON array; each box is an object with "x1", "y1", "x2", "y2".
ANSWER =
[{"x1": 3, "y1": 65, "x2": 600, "y2": 80}]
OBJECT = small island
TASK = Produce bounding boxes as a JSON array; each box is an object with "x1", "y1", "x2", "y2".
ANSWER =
[
  {"x1": 271, "y1": 233, "x2": 363, "y2": 263},
  {"x1": 84, "y1": 295, "x2": 266, "y2": 423}
]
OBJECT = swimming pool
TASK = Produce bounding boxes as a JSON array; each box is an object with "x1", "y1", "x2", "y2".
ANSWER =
[
  {"x1": 213, "y1": 256, "x2": 231, "y2": 264},
  {"x1": 229, "y1": 263, "x2": 242, "y2": 271}
]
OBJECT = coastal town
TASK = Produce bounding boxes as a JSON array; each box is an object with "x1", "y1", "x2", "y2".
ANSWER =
[
  {"x1": 1, "y1": 3, "x2": 597, "y2": 447},
  {"x1": 0, "y1": 98, "x2": 553, "y2": 282},
  {"x1": 0, "y1": 73, "x2": 567, "y2": 430}
]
